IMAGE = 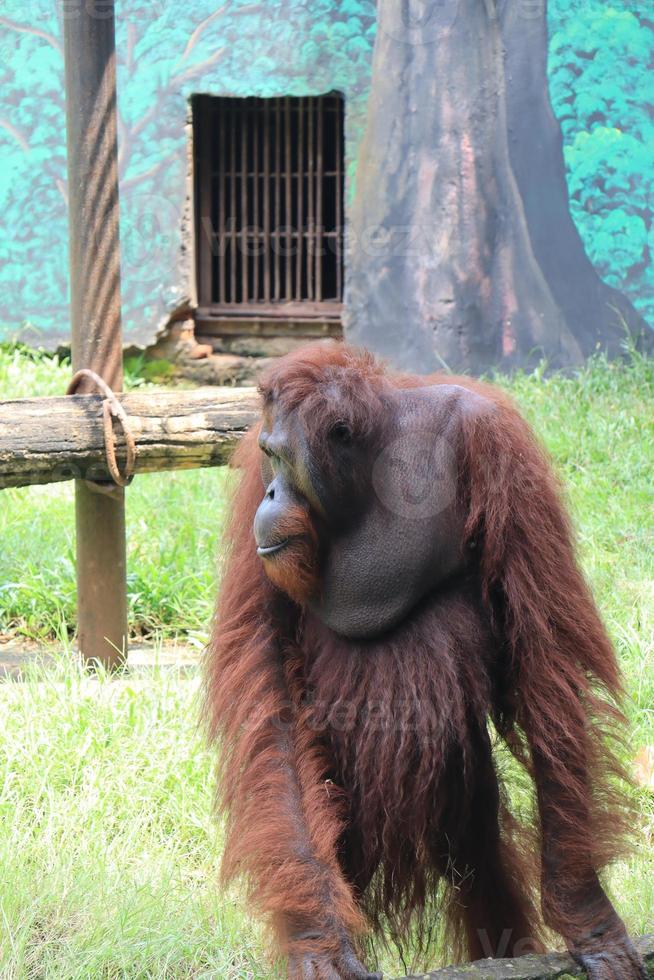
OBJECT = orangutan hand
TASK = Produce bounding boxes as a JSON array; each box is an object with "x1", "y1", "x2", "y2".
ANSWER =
[
  {"x1": 288, "y1": 931, "x2": 382, "y2": 980},
  {"x1": 572, "y1": 932, "x2": 647, "y2": 979}
]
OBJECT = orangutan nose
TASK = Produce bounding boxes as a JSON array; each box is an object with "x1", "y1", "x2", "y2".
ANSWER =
[{"x1": 254, "y1": 477, "x2": 293, "y2": 555}]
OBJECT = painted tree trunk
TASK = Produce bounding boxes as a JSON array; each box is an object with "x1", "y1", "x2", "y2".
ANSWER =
[{"x1": 346, "y1": 0, "x2": 650, "y2": 373}]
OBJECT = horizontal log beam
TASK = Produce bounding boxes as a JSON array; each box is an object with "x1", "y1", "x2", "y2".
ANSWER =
[
  {"x1": 0, "y1": 387, "x2": 260, "y2": 489},
  {"x1": 404, "y1": 934, "x2": 654, "y2": 979}
]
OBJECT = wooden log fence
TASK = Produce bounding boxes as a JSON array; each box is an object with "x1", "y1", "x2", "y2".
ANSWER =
[{"x1": 0, "y1": 387, "x2": 259, "y2": 490}]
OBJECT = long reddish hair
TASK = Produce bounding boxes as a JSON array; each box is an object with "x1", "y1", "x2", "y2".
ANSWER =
[{"x1": 204, "y1": 342, "x2": 632, "y2": 965}]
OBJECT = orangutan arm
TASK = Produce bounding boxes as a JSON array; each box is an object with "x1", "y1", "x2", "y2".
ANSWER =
[
  {"x1": 205, "y1": 430, "x2": 378, "y2": 978},
  {"x1": 210, "y1": 628, "x2": 374, "y2": 975},
  {"x1": 461, "y1": 383, "x2": 645, "y2": 979},
  {"x1": 530, "y1": 743, "x2": 645, "y2": 980}
]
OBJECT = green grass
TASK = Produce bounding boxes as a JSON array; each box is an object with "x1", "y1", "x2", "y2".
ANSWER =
[
  {"x1": 0, "y1": 655, "x2": 268, "y2": 979},
  {"x1": 0, "y1": 346, "x2": 230, "y2": 644},
  {"x1": 0, "y1": 345, "x2": 652, "y2": 976}
]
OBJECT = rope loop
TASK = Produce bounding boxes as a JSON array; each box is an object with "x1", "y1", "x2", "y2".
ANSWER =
[{"x1": 66, "y1": 369, "x2": 137, "y2": 487}]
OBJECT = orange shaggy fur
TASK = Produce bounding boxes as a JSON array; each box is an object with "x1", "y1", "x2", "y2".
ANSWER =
[{"x1": 204, "y1": 342, "x2": 632, "y2": 973}]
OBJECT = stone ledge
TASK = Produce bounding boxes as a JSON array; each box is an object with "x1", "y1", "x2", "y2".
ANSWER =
[{"x1": 404, "y1": 935, "x2": 654, "y2": 979}]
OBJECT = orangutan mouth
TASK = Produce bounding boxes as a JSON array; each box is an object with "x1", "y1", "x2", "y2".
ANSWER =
[{"x1": 256, "y1": 539, "x2": 290, "y2": 558}]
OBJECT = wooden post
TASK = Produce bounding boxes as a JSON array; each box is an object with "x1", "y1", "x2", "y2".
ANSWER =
[{"x1": 63, "y1": 0, "x2": 127, "y2": 668}]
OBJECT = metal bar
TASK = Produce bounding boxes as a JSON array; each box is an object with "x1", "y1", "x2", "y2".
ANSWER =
[
  {"x1": 295, "y1": 98, "x2": 304, "y2": 301},
  {"x1": 229, "y1": 100, "x2": 237, "y2": 303},
  {"x1": 218, "y1": 100, "x2": 226, "y2": 303},
  {"x1": 63, "y1": 0, "x2": 127, "y2": 670},
  {"x1": 263, "y1": 101, "x2": 271, "y2": 302},
  {"x1": 196, "y1": 309, "x2": 342, "y2": 332},
  {"x1": 241, "y1": 101, "x2": 248, "y2": 303},
  {"x1": 253, "y1": 103, "x2": 259, "y2": 300},
  {"x1": 198, "y1": 300, "x2": 342, "y2": 318},
  {"x1": 285, "y1": 97, "x2": 292, "y2": 299},
  {"x1": 307, "y1": 97, "x2": 315, "y2": 301},
  {"x1": 335, "y1": 96, "x2": 343, "y2": 301},
  {"x1": 274, "y1": 99, "x2": 281, "y2": 300},
  {"x1": 316, "y1": 98, "x2": 324, "y2": 302}
]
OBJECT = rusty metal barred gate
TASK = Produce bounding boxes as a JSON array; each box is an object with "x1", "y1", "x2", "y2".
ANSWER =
[{"x1": 194, "y1": 93, "x2": 345, "y2": 316}]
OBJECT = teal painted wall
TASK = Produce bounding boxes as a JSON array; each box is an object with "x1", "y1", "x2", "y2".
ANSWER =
[
  {"x1": 0, "y1": 0, "x2": 652, "y2": 348},
  {"x1": 0, "y1": 0, "x2": 376, "y2": 347},
  {"x1": 548, "y1": 0, "x2": 654, "y2": 334}
]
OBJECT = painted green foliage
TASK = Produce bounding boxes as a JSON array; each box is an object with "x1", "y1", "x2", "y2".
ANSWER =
[
  {"x1": 0, "y1": 1, "x2": 67, "y2": 344},
  {"x1": 0, "y1": 0, "x2": 376, "y2": 346},
  {"x1": 548, "y1": 0, "x2": 654, "y2": 324},
  {"x1": 0, "y1": 0, "x2": 652, "y2": 346}
]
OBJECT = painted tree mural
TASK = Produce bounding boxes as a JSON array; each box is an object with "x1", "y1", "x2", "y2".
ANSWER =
[
  {"x1": 548, "y1": 0, "x2": 654, "y2": 329},
  {"x1": 347, "y1": 0, "x2": 652, "y2": 373},
  {"x1": 0, "y1": 0, "x2": 652, "y2": 359},
  {"x1": 0, "y1": 0, "x2": 377, "y2": 347}
]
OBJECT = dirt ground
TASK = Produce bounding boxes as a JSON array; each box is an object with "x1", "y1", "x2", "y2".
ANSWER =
[{"x1": 0, "y1": 636, "x2": 200, "y2": 680}]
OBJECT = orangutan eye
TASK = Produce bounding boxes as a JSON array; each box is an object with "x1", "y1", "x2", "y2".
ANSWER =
[{"x1": 329, "y1": 421, "x2": 352, "y2": 445}]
